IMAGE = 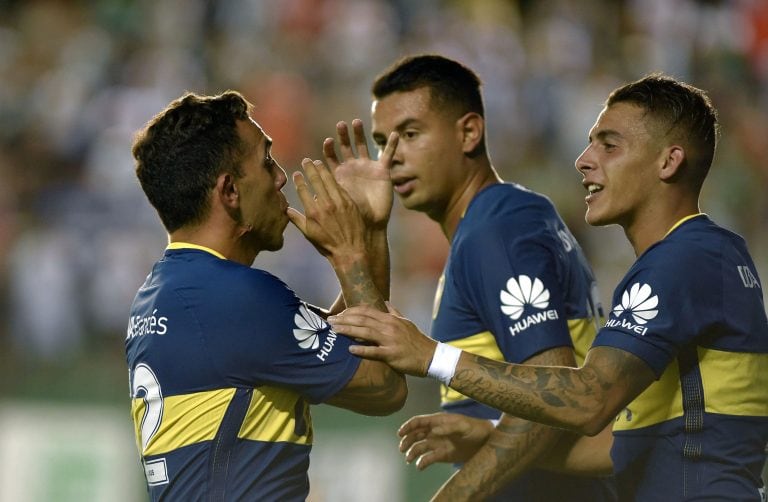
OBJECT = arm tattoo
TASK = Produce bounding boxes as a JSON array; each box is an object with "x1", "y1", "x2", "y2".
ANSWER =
[
  {"x1": 449, "y1": 347, "x2": 646, "y2": 430},
  {"x1": 338, "y1": 260, "x2": 386, "y2": 311},
  {"x1": 437, "y1": 348, "x2": 577, "y2": 500}
]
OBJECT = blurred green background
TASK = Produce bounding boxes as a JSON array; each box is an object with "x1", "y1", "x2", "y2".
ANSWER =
[{"x1": 0, "y1": 0, "x2": 766, "y2": 500}]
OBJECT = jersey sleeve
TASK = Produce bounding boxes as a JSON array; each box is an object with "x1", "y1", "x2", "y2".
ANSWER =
[
  {"x1": 593, "y1": 242, "x2": 718, "y2": 377},
  {"x1": 453, "y1": 220, "x2": 574, "y2": 363},
  {"x1": 205, "y1": 271, "x2": 361, "y2": 404}
]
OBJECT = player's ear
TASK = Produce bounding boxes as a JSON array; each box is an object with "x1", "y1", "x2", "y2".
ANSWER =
[
  {"x1": 217, "y1": 172, "x2": 240, "y2": 208},
  {"x1": 659, "y1": 145, "x2": 685, "y2": 182},
  {"x1": 457, "y1": 112, "x2": 484, "y2": 155}
]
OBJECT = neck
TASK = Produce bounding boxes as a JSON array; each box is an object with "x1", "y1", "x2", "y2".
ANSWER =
[
  {"x1": 624, "y1": 199, "x2": 701, "y2": 256},
  {"x1": 170, "y1": 224, "x2": 258, "y2": 266},
  {"x1": 438, "y1": 165, "x2": 502, "y2": 240}
]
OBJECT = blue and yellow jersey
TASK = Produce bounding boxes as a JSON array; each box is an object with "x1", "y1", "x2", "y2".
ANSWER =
[
  {"x1": 125, "y1": 244, "x2": 360, "y2": 501},
  {"x1": 432, "y1": 183, "x2": 612, "y2": 501},
  {"x1": 593, "y1": 214, "x2": 768, "y2": 500}
]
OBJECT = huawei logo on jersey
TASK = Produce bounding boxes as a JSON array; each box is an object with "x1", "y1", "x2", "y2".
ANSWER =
[
  {"x1": 293, "y1": 304, "x2": 325, "y2": 349},
  {"x1": 501, "y1": 275, "x2": 550, "y2": 319},
  {"x1": 611, "y1": 283, "x2": 659, "y2": 324},
  {"x1": 606, "y1": 282, "x2": 658, "y2": 336},
  {"x1": 293, "y1": 303, "x2": 338, "y2": 361},
  {"x1": 500, "y1": 275, "x2": 558, "y2": 336}
]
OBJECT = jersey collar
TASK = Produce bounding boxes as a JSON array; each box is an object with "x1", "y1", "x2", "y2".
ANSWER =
[
  {"x1": 663, "y1": 213, "x2": 706, "y2": 238},
  {"x1": 166, "y1": 241, "x2": 226, "y2": 260}
]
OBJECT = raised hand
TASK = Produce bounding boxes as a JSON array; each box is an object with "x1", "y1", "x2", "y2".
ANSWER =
[
  {"x1": 287, "y1": 157, "x2": 366, "y2": 261},
  {"x1": 328, "y1": 302, "x2": 436, "y2": 376},
  {"x1": 323, "y1": 119, "x2": 398, "y2": 229},
  {"x1": 398, "y1": 412, "x2": 494, "y2": 470}
]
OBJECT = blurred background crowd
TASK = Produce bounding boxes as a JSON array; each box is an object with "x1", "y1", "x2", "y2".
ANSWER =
[{"x1": 0, "y1": 0, "x2": 766, "y2": 500}]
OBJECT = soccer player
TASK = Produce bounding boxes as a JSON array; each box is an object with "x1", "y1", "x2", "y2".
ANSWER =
[
  {"x1": 126, "y1": 91, "x2": 406, "y2": 500},
  {"x1": 363, "y1": 54, "x2": 616, "y2": 500},
  {"x1": 330, "y1": 74, "x2": 768, "y2": 501}
]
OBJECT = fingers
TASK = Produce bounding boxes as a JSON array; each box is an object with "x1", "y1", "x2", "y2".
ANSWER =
[
  {"x1": 323, "y1": 137, "x2": 339, "y2": 169},
  {"x1": 351, "y1": 119, "x2": 370, "y2": 159},
  {"x1": 407, "y1": 441, "x2": 445, "y2": 470},
  {"x1": 301, "y1": 158, "x2": 332, "y2": 202},
  {"x1": 399, "y1": 414, "x2": 428, "y2": 437},
  {"x1": 292, "y1": 170, "x2": 316, "y2": 216},
  {"x1": 328, "y1": 305, "x2": 384, "y2": 324},
  {"x1": 347, "y1": 343, "x2": 386, "y2": 360},
  {"x1": 399, "y1": 412, "x2": 467, "y2": 439},
  {"x1": 335, "y1": 121, "x2": 355, "y2": 161},
  {"x1": 329, "y1": 309, "x2": 389, "y2": 342},
  {"x1": 326, "y1": 119, "x2": 373, "y2": 165},
  {"x1": 286, "y1": 207, "x2": 306, "y2": 233},
  {"x1": 298, "y1": 157, "x2": 352, "y2": 213},
  {"x1": 415, "y1": 451, "x2": 440, "y2": 471},
  {"x1": 379, "y1": 131, "x2": 399, "y2": 166}
]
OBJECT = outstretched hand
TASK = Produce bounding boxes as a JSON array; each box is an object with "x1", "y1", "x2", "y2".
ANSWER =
[
  {"x1": 328, "y1": 302, "x2": 436, "y2": 376},
  {"x1": 324, "y1": 119, "x2": 398, "y2": 229},
  {"x1": 398, "y1": 413, "x2": 494, "y2": 470}
]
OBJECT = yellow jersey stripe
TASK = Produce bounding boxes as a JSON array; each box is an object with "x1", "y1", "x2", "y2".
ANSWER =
[
  {"x1": 238, "y1": 386, "x2": 313, "y2": 445},
  {"x1": 699, "y1": 347, "x2": 768, "y2": 416},
  {"x1": 134, "y1": 389, "x2": 235, "y2": 456},
  {"x1": 613, "y1": 359, "x2": 684, "y2": 431},
  {"x1": 614, "y1": 348, "x2": 768, "y2": 431},
  {"x1": 567, "y1": 318, "x2": 600, "y2": 366}
]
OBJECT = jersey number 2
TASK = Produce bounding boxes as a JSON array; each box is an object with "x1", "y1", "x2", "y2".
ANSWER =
[{"x1": 132, "y1": 363, "x2": 164, "y2": 452}]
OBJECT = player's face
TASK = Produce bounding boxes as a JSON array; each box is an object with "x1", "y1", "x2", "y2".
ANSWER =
[
  {"x1": 575, "y1": 102, "x2": 664, "y2": 228},
  {"x1": 234, "y1": 118, "x2": 289, "y2": 252},
  {"x1": 371, "y1": 87, "x2": 468, "y2": 221}
]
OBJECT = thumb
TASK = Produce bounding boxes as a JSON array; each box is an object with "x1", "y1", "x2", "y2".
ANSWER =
[{"x1": 385, "y1": 301, "x2": 403, "y2": 317}]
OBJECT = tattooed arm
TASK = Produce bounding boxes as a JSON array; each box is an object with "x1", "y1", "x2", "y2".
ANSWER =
[
  {"x1": 432, "y1": 346, "x2": 578, "y2": 501},
  {"x1": 451, "y1": 345, "x2": 654, "y2": 435},
  {"x1": 289, "y1": 158, "x2": 406, "y2": 415},
  {"x1": 324, "y1": 121, "x2": 398, "y2": 315},
  {"x1": 329, "y1": 306, "x2": 655, "y2": 434}
]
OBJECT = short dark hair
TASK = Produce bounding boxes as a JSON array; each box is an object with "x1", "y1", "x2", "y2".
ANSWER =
[
  {"x1": 372, "y1": 54, "x2": 485, "y2": 119},
  {"x1": 607, "y1": 73, "x2": 719, "y2": 189},
  {"x1": 132, "y1": 91, "x2": 250, "y2": 233}
]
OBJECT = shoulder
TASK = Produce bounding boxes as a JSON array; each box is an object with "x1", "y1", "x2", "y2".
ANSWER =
[
  {"x1": 456, "y1": 184, "x2": 561, "y2": 251},
  {"x1": 467, "y1": 183, "x2": 554, "y2": 221},
  {"x1": 175, "y1": 254, "x2": 299, "y2": 308},
  {"x1": 639, "y1": 217, "x2": 731, "y2": 279}
]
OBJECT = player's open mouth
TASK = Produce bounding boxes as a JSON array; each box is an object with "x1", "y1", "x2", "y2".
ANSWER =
[
  {"x1": 587, "y1": 183, "x2": 603, "y2": 195},
  {"x1": 584, "y1": 183, "x2": 603, "y2": 202}
]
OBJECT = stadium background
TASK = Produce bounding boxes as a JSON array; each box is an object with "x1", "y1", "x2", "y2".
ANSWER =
[{"x1": 0, "y1": 0, "x2": 766, "y2": 500}]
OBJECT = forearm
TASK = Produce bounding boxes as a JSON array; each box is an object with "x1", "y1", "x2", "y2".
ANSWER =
[
  {"x1": 366, "y1": 228, "x2": 390, "y2": 301},
  {"x1": 324, "y1": 359, "x2": 407, "y2": 415},
  {"x1": 536, "y1": 423, "x2": 614, "y2": 476},
  {"x1": 433, "y1": 416, "x2": 564, "y2": 501},
  {"x1": 325, "y1": 230, "x2": 388, "y2": 315},
  {"x1": 449, "y1": 353, "x2": 611, "y2": 436},
  {"x1": 331, "y1": 254, "x2": 387, "y2": 312}
]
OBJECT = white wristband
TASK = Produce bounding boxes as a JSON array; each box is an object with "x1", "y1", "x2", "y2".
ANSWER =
[{"x1": 426, "y1": 342, "x2": 462, "y2": 386}]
